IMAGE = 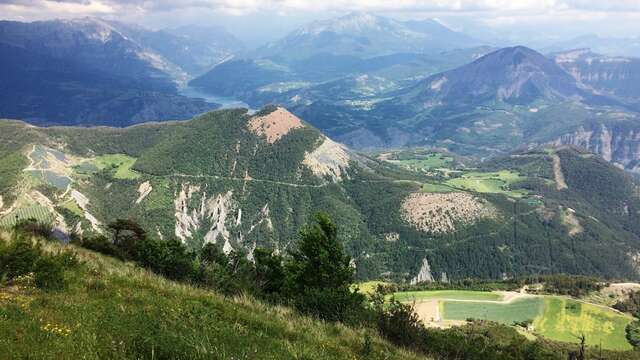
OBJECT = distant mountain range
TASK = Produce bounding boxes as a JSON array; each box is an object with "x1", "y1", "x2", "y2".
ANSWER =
[
  {"x1": 547, "y1": 34, "x2": 640, "y2": 58},
  {"x1": 253, "y1": 12, "x2": 480, "y2": 60}
]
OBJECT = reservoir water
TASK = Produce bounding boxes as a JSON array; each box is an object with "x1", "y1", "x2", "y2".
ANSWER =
[{"x1": 178, "y1": 86, "x2": 255, "y2": 113}]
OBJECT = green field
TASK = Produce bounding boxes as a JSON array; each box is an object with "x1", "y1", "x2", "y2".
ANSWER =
[
  {"x1": 421, "y1": 183, "x2": 455, "y2": 193},
  {"x1": 394, "y1": 290, "x2": 633, "y2": 351},
  {"x1": 442, "y1": 297, "x2": 544, "y2": 325},
  {"x1": 445, "y1": 170, "x2": 528, "y2": 197},
  {"x1": 393, "y1": 290, "x2": 502, "y2": 302},
  {"x1": 0, "y1": 206, "x2": 53, "y2": 228},
  {"x1": 90, "y1": 154, "x2": 140, "y2": 180},
  {"x1": 534, "y1": 297, "x2": 633, "y2": 351}
]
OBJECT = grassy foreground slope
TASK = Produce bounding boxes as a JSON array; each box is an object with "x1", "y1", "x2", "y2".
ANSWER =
[{"x1": 0, "y1": 238, "x2": 424, "y2": 360}]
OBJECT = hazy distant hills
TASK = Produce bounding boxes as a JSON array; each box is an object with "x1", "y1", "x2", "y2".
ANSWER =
[
  {"x1": 253, "y1": 12, "x2": 480, "y2": 60},
  {"x1": 547, "y1": 34, "x2": 640, "y2": 58},
  {"x1": 0, "y1": 18, "x2": 244, "y2": 126},
  {"x1": 190, "y1": 12, "x2": 487, "y2": 103},
  {"x1": 553, "y1": 49, "x2": 640, "y2": 105}
]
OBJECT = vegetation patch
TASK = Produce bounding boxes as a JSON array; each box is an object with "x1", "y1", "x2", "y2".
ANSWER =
[{"x1": 90, "y1": 154, "x2": 140, "y2": 180}]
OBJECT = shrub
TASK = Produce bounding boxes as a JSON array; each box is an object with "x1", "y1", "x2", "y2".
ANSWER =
[
  {"x1": 33, "y1": 255, "x2": 65, "y2": 290},
  {"x1": 376, "y1": 298, "x2": 425, "y2": 348},
  {"x1": 14, "y1": 219, "x2": 55, "y2": 240},
  {"x1": 0, "y1": 238, "x2": 42, "y2": 279},
  {"x1": 626, "y1": 320, "x2": 640, "y2": 348},
  {"x1": 79, "y1": 235, "x2": 125, "y2": 259}
]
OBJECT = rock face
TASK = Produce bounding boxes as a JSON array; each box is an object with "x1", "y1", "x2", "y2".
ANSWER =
[
  {"x1": 552, "y1": 124, "x2": 640, "y2": 172},
  {"x1": 303, "y1": 137, "x2": 352, "y2": 182},
  {"x1": 410, "y1": 258, "x2": 435, "y2": 285}
]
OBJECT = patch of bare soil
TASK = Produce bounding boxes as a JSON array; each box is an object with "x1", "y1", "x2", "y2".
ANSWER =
[
  {"x1": 401, "y1": 192, "x2": 496, "y2": 234},
  {"x1": 414, "y1": 300, "x2": 441, "y2": 324},
  {"x1": 552, "y1": 153, "x2": 568, "y2": 190},
  {"x1": 561, "y1": 207, "x2": 583, "y2": 236},
  {"x1": 248, "y1": 107, "x2": 304, "y2": 143}
]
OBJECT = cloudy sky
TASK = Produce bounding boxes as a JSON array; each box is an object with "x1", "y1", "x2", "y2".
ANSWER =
[{"x1": 2, "y1": 0, "x2": 640, "y2": 46}]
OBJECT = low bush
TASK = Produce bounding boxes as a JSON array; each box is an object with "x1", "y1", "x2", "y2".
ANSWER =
[{"x1": 0, "y1": 236, "x2": 77, "y2": 290}]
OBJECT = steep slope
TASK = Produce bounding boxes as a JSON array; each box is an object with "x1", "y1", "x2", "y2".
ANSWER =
[
  {"x1": 110, "y1": 22, "x2": 244, "y2": 77},
  {"x1": 0, "y1": 236, "x2": 424, "y2": 359},
  {"x1": 3, "y1": 109, "x2": 640, "y2": 281},
  {"x1": 0, "y1": 18, "x2": 220, "y2": 126},
  {"x1": 396, "y1": 46, "x2": 598, "y2": 108}
]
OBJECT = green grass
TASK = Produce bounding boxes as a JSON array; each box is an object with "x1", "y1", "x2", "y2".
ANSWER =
[
  {"x1": 445, "y1": 170, "x2": 528, "y2": 197},
  {"x1": 442, "y1": 298, "x2": 544, "y2": 325},
  {"x1": 0, "y1": 206, "x2": 53, "y2": 228},
  {"x1": 59, "y1": 199, "x2": 83, "y2": 217},
  {"x1": 392, "y1": 290, "x2": 502, "y2": 302},
  {"x1": 0, "y1": 240, "x2": 425, "y2": 360},
  {"x1": 91, "y1": 154, "x2": 140, "y2": 180},
  {"x1": 421, "y1": 183, "x2": 455, "y2": 193},
  {"x1": 534, "y1": 297, "x2": 633, "y2": 351},
  {"x1": 394, "y1": 290, "x2": 633, "y2": 351}
]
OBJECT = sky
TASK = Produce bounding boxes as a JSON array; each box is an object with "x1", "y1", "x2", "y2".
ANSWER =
[{"x1": 1, "y1": 0, "x2": 640, "y2": 47}]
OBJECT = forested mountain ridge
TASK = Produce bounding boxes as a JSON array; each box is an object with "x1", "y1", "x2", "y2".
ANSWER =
[{"x1": 1, "y1": 108, "x2": 640, "y2": 282}]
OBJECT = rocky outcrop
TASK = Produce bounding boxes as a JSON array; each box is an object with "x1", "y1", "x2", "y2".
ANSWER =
[
  {"x1": 410, "y1": 258, "x2": 435, "y2": 285},
  {"x1": 552, "y1": 124, "x2": 640, "y2": 172},
  {"x1": 135, "y1": 181, "x2": 153, "y2": 204},
  {"x1": 303, "y1": 137, "x2": 352, "y2": 182}
]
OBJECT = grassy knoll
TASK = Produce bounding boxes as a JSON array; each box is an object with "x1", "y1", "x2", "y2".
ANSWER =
[
  {"x1": 534, "y1": 297, "x2": 633, "y2": 351},
  {"x1": 91, "y1": 154, "x2": 140, "y2": 180},
  {"x1": 0, "y1": 239, "x2": 425, "y2": 360},
  {"x1": 392, "y1": 290, "x2": 502, "y2": 302},
  {"x1": 442, "y1": 297, "x2": 544, "y2": 325},
  {"x1": 445, "y1": 170, "x2": 528, "y2": 197}
]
